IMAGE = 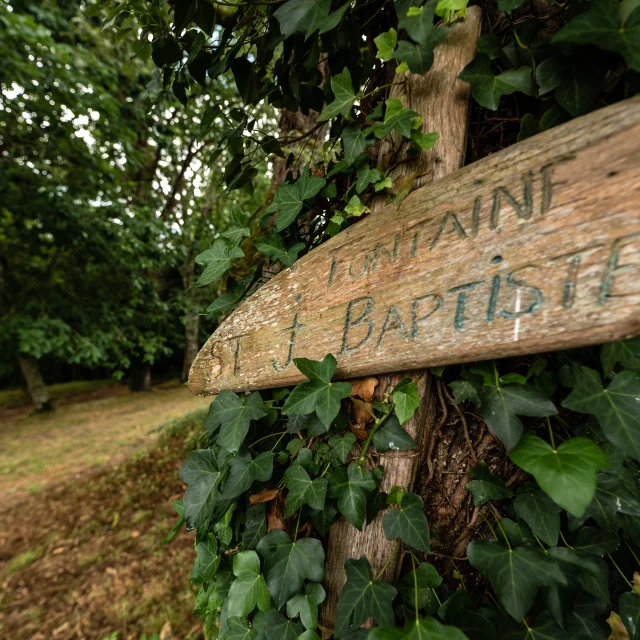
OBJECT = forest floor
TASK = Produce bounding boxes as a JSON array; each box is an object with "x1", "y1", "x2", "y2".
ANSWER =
[
  {"x1": 0, "y1": 407, "x2": 210, "y2": 640},
  {"x1": 0, "y1": 379, "x2": 210, "y2": 499}
]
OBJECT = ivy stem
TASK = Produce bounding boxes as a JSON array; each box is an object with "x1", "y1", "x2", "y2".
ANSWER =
[
  {"x1": 625, "y1": 540, "x2": 640, "y2": 569},
  {"x1": 546, "y1": 417, "x2": 556, "y2": 450},
  {"x1": 358, "y1": 412, "x2": 393, "y2": 465},
  {"x1": 559, "y1": 530, "x2": 573, "y2": 549},
  {"x1": 532, "y1": 532, "x2": 547, "y2": 553},
  {"x1": 270, "y1": 431, "x2": 289, "y2": 452},
  {"x1": 374, "y1": 540, "x2": 401, "y2": 580},
  {"x1": 250, "y1": 430, "x2": 287, "y2": 449},
  {"x1": 478, "y1": 511, "x2": 499, "y2": 544},
  {"x1": 410, "y1": 551, "x2": 419, "y2": 619},
  {"x1": 293, "y1": 509, "x2": 303, "y2": 542},
  {"x1": 490, "y1": 505, "x2": 511, "y2": 550},
  {"x1": 609, "y1": 554, "x2": 634, "y2": 588}
]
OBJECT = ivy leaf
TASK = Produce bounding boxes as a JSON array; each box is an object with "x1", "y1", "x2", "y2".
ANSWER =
[
  {"x1": 509, "y1": 434, "x2": 609, "y2": 517},
  {"x1": 206, "y1": 278, "x2": 245, "y2": 315},
  {"x1": 555, "y1": 55, "x2": 605, "y2": 117},
  {"x1": 449, "y1": 380, "x2": 481, "y2": 406},
  {"x1": 382, "y1": 492, "x2": 430, "y2": 551},
  {"x1": 372, "y1": 415, "x2": 416, "y2": 453},
  {"x1": 553, "y1": 0, "x2": 640, "y2": 72},
  {"x1": 226, "y1": 617, "x2": 256, "y2": 640},
  {"x1": 227, "y1": 550, "x2": 271, "y2": 618},
  {"x1": 369, "y1": 98, "x2": 418, "y2": 139},
  {"x1": 283, "y1": 354, "x2": 352, "y2": 428},
  {"x1": 205, "y1": 391, "x2": 267, "y2": 453},
  {"x1": 569, "y1": 526, "x2": 619, "y2": 555},
  {"x1": 514, "y1": 487, "x2": 562, "y2": 547},
  {"x1": 563, "y1": 367, "x2": 640, "y2": 462},
  {"x1": 242, "y1": 503, "x2": 267, "y2": 550},
  {"x1": 328, "y1": 432, "x2": 357, "y2": 464},
  {"x1": 190, "y1": 533, "x2": 220, "y2": 585},
  {"x1": 602, "y1": 338, "x2": 640, "y2": 375},
  {"x1": 465, "y1": 460, "x2": 513, "y2": 506},
  {"x1": 195, "y1": 239, "x2": 245, "y2": 287},
  {"x1": 583, "y1": 472, "x2": 640, "y2": 530},
  {"x1": 375, "y1": 28, "x2": 397, "y2": 60},
  {"x1": 479, "y1": 385, "x2": 557, "y2": 450},
  {"x1": 355, "y1": 164, "x2": 383, "y2": 194},
  {"x1": 286, "y1": 582, "x2": 326, "y2": 630},
  {"x1": 180, "y1": 449, "x2": 224, "y2": 530},
  {"x1": 222, "y1": 451, "x2": 274, "y2": 499},
  {"x1": 257, "y1": 530, "x2": 325, "y2": 608},
  {"x1": 317, "y1": 68, "x2": 357, "y2": 122},
  {"x1": 620, "y1": 592, "x2": 640, "y2": 639},
  {"x1": 411, "y1": 129, "x2": 439, "y2": 150},
  {"x1": 397, "y1": 562, "x2": 442, "y2": 612},
  {"x1": 342, "y1": 126, "x2": 373, "y2": 166},
  {"x1": 536, "y1": 56, "x2": 566, "y2": 95},
  {"x1": 221, "y1": 205, "x2": 251, "y2": 245},
  {"x1": 392, "y1": 378, "x2": 420, "y2": 424},
  {"x1": 317, "y1": 1, "x2": 350, "y2": 34},
  {"x1": 253, "y1": 608, "x2": 303, "y2": 640},
  {"x1": 402, "y1": 0, "x2": 449, "y2": 48},
  {"x1": 283, "y1": 465, "x2": 328, "y2": 516},
  {"x1": 467, "y1": 539, "x2": 566, "y2": 621},
  {"x1": 458, "y1": 54, "x2": 533, "y2": 110},
  {"x1": 310, "y1": 502, "x2": 339, "y2": 536},
  {"x1": 329, "y1": 464, "x2": 377, "y2": 530},
  {"x1": 369, "y1": 618, "x2": 471, "y2": 640},
  {"x1": 335, "y1": 555, "x2": 398, "y2": 635},
  {"x1": 255, "y1": 233, "x2": 305, "y2": 267},
  {"x1": 273, "y1": 0, "x2": 329, "y2": 38},
  {"x1": 266, "y1": 169, "x2": 327, "y2": 231}
]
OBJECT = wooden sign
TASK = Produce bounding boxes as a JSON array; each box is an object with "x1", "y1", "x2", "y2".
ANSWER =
[{"x1": 189, "y1": 98, "x2": 640, "y2": 396}]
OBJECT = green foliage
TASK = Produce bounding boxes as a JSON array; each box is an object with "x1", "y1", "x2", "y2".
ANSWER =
[
  {"x1": 105, "y1": 0, "x2": 640, "y2": 631},
  {"x1": 335, "y1": 556, "x2": 397, "y2": 634},
  {"x1": 465, "y1": 460, "x2": 513, "y2": 506},
  {"x1": 382, "y1": 493, "x2": 431, "y2": 552},
  {"x1": 283, "y1": 355, "x2": 352, "y2": 427}
]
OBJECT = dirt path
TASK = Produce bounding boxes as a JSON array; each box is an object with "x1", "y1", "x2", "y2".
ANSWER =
[
  {"x1": 0, "y1": 413, "x2": 207, "y2": 640},
  {"x1": 0, "y1": 380, "x2": 210, "y2": 503}
]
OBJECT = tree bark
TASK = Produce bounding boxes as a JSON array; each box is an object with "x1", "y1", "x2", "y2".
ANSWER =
[
  {"x1": 18, "y1": 355, "x2": 52, "y2": 411},
  {"x1": 129, "y1": 363, "x2": 151, "y2": 392},
  {"x1": 320, "y1": 10, "x2": 482, "y2": 635},
  {"x1": 182, "y1": 306, "x2": 200, "y2": 382}
]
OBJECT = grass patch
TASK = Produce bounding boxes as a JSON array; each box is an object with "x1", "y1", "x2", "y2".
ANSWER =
[
  {"x1": 0, "y1": 379, "x2": 118, "y2": 409},
  {"x1": 0, "y1": 380, "x2": 209, "y2": 495},
  {"x1": 4, "y1": 547, "x2": 45, "y2": 575}
]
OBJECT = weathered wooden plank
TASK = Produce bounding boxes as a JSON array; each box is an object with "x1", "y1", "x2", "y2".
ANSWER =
[{"x1": 189, "y1": 97, "x2": 640, "y2": 396}]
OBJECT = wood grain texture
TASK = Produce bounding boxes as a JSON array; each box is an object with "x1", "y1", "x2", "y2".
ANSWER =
[
  {"x1": 190, "y1": 94, "x2": 640, "y2": 397},
  {"x1": 320, "y1": 10, "x2": 481, "y2": 634}
]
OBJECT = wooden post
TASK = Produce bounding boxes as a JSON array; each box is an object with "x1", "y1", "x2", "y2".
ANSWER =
[{"x1": 320, "y1": 9, "x2": 482, "y2": 633}]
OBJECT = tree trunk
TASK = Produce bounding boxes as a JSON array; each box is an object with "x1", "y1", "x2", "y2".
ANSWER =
[
  {"x1": 129, "y1": 363, "x2": 151, "y2": 392},
  {"x1": 320, "y1": 10, "x2": 482, "y2": 635},
  {"x1": 182, "y1": 306, "x2": 200, "y2": 382},
  {"x1": 18, "y1": 355, "x2": 52, "y2": 411}
]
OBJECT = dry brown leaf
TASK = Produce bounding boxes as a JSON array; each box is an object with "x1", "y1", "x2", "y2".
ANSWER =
[
  {"x1": 353, "y1": 401, "x2": 374, "y2": 427},
  {"x1": 267, "y1": 496, "x2": 286, "y2": 532},
  {"x1": 607, "y1": 611, "x2": 630, "y2": 640},
  {"x1": 349, "y1": 423, "x2": 368, "y2": 441},
  {"x1": 249, "y1": 488, "x2": 279, "y2": 504},
  {"x1": 350, "y1": 377, "x2": 378, "y2": 402}
]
